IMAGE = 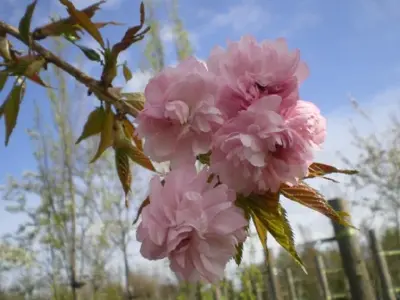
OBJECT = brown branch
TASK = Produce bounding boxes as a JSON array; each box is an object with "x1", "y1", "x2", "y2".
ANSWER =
[{"x1": 0, "y1": 21, "x2": 139, "y2": 117}]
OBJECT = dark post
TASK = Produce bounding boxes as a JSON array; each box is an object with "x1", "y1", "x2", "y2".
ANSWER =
[
  {"x1": 264, "y1": 249, "x2": 283, "y2": 300},
  {"x1": 368, "y1": 229, "x2": 396, "y2": 300},
  {"x1": 314, "y1": 254, "x2": 331, "y2": 300},
  {"x1": 285, "y1": 268, "x2": 298, "y2": 300},
  {"x1": 195, "y1": 282, "x2": 203, "y2": 300},
  {"x1": 329, "y1": 198, "x2": 375, "y2": 300}
]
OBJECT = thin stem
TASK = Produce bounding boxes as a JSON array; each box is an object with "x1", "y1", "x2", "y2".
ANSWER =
[{"x1": 0, "y1": 21, "x2": 140, "y2": 117}]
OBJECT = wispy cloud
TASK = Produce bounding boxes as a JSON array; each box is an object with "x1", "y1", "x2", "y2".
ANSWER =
[
  {"x1": 200, "y1": 1, "x2": 269, "y2": 35},
  {"x1": 277, "y1": 11, "x2": 321, "y2": 38}
]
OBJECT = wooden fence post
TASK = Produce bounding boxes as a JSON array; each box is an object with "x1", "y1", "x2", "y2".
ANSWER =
[
  {"x1": 315, "y1": 254, "x2": 331, "y2": 300},
  {"x1": 328, "y1": 198, "x2": 375, "y2": 300},
  {"x1": 368, "y1": 229, "x2": 396, "y2": 300},
  {"x1": 285, "y1": 268, "x2": 298, "y2": 300}
]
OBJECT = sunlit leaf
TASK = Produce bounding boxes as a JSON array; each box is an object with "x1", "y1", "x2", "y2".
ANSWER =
[
  {"x1": 0, "y1": 72, "x2": 8, "y2": 92},
  {"x1": 253, "y1": 214, "x2": 267, "y2": 250},
  {"x1": 32, "y1": 1, "x2": 105, "y2": 40},
  {"x1": 133, "y1": 197, "x2": 149, "y2": 225},
  {"x1": 2, "y1": 82, "x2": 25, "y2": 146},
  {"x1": 122, "y1": 62, "x2": 133, "y2": 82},
  {"x1": 90, "y1": 105, "x2": 114, "y2": 163},
  {"x1": 122, "y1": 92, "x2": 145, "y2": 112},
  {"x1": 306, "y1": 162, "x2": 358, "y2": 180},
  {"x1": 112, "y1": 117, "x2": 154, "y2": 171},
  {"x1": 18, "y1": 0, "x2": 38, "y2": 44},
  {"x1": 280, "y1": 182, "x2": 352, "y2": 227},
  {"x1": 0, "y1": 35, "x2": 12, "y2": 61},
  {"x1": 121, "y1": 117, "x2": 143, "y2": 151},
  {"x1": 59, "y1": 0, "x2": 105, "y2": 47},
  {"x1": 241, "y1": 192, "x2": 305, "y2": 271},
  {"x1": 122, "y1": 144, "x2": 155, "y2": 172},
  {"x1": 115, "y1": 148, "x2": 132, "y2": 208},
  {"x1": 76, "y1": 106, "x2": 105, "y2": 144}
]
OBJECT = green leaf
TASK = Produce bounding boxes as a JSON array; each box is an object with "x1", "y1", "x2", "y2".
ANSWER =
[
  {"x1": 280, "y1": 182, "x2": 353, "y2": 227},
  {"x1": 122, "y1": 62, "x2": 133, "y2": 82},
  {"x1": 18, "y1": 0, "x2": 38, "y2": 44},
  {"x1": 76, "y1": 44, "x2": 102, "y2": 62},
  {"x1": 90, "y1": 105, "x2": 114, "y2": 163},
  {"x1": 122, "y1": 92, "x2": 145, "y2": 111},
  {"x1": 115, "y1": 148, "x2": 132, "y2": 208},
  {"x1": 76, "y1": 107, "x2": 105, "y2": 144},
  {"x1": 60, "y1": 0, "x2": 105, "y2": 47},
  {"x1": 241, "y1": 192, "x2": 305, "y2": 271},
  {"x1": 234, "y1": 242, "x2": 244, "y2": 266},
  {"x1": 2, "y1": 82, "x2": 25, "y2": 146},
  {"x1": 0, "y1": 72, "x2": 8, "y2": 92}
]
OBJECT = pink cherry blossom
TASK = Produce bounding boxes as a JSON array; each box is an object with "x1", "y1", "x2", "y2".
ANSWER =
[
  {"x1": 210, "y1": 95, "x2": 326, "y2": 195},
  {"x1": 136, "y1": 57, "x2": 225, "y2": 168},
  {"x1": 207, "y1": 35, "x2": 309, "y2": 118},
  {"x1": 136, "y1": 165, "x2": 248, "y2": 283}
]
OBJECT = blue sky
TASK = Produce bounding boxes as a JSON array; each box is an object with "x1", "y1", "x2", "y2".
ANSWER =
[{"x1": 1, "y1": 0, "x2": 400, "y2": 275}]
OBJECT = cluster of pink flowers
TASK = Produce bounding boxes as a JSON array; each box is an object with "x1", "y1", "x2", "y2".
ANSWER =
[{"x1": 135, "y1": 35, "x2": 326, "y2": 283}]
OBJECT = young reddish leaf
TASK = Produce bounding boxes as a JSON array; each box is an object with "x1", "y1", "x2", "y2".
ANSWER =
[
  {"x1": 2, "y1": 82, "x2": 25, "y2": 146},
  {"x1": 90, "y1": 105, "x2": 114, "y2": 163},
  {"x1": 59, "y1": 0, "x2": 105, "y2": 47},
  {"x1": 115, "y1": 148, "x2": 132, "y2": 208},
  {"x1": 95, "y1": 21, "x2": 124, "y2": 29},
  {"x1": 132, "y1": 197, "x2": 149, "y2": 225},
  {"x1": 120, "y1": 118, "x2": 143, "y2": 151},
  {"x1": 76, "y1": 106, "x2": 105, "y2": 144},
  {"x1": 0, "y1": 34, "x2": 12, "y2": 61},
  {"x1": 18, "y1": 0, "x2": 38, "y2": 44},
  {"x1": 122, "y1": 92, "x2": 145, "y2": 112},
  {"x1": 26, "y1": 73, "x2": 49, "y2": 88},
  {"x1": 280, "y1": 182, "x2": 352, "y2": 227},
  {"x1": 0, "y1": 72, "x2": 8, "y2": 92},
  {"x1": 122, "y1": 63, "x2": 133, "y2": 82},
  {"x1": 306, "y1": 162, "x2": 358, "y2": 180},
  {"x1": 32, "y1": 1, "x2": 104, "y2": 40}
]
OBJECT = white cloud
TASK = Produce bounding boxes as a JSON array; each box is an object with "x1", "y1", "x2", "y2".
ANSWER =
[{"x1": 124, "y1": 70, "x2": 154, "y2": 92}]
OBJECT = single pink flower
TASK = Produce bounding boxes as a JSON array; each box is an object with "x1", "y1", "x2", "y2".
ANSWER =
[
  {"x1": 281, "y1": 100, "x2": 326, "y2": 149},
  {"x1": 136, "y1": 165, "x2": 248, "y2": 283},
  {"x1": 207, "y1": 35, "x2": 309, "y2": 118},
  {"x1": 136, "y1": 57, "x2": 225, "y2": 167},
  {"x1": 210, "y1": 95, "x2": 325, "y2": 195}
]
